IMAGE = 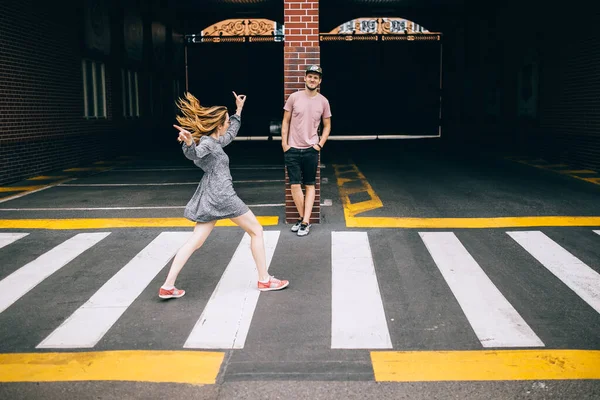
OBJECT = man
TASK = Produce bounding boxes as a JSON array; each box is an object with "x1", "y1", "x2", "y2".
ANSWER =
[{"x1": 281, "y1": 65, "x2": 332, "y2": 236}]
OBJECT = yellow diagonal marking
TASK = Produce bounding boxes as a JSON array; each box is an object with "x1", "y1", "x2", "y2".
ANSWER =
[
  {"x1": 581, "y1": 177, "x2": 600, "y2": 184},
  {"x1": 335, "y1": 162, "x2": 600, "y2": 228},
  {"x1": 27, "y1": 176, "x2": 68, "y2": 181},
  {"x1": 0, "y1": 217, "x2": 279, "y2": 229},
  {"x1": 0, "y1": 351, "x2": 224, "y2": 384},
  {"x1": 63, "y1": 167, "x2": 111, "y2": 172},
  {"x1": 371, "y1": 350, "x2": 600, "y2": 381},
  {"x1": 0, "y1": 186, "x2": 46, "y2": 193},
  {"x1": 334, "y1": 164, "x2": 384, "y2": 217},
  {"x1": 561, "y1": 170, "x2": 597, "y2": 174},
  {"x1": 532, "y1": 164, "x2": 569, "y2": 168},
  {"x1": 337, "y1": 177, "x2": 355, "y2": 186}
]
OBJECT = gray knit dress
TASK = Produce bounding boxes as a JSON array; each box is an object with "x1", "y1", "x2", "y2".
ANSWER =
[{"x1": 182, "y1": 114, "x2": 249, "y2": 223}]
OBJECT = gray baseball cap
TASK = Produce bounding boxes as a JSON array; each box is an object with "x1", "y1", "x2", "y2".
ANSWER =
[{"x1": 305, "y1": 65, "x2": 323, "y2": 75}]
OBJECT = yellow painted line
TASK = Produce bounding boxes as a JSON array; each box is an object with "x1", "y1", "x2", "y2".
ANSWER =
[
  {"x1": 63, "y1": 167, "x2": 111, "y2": 172},
  {"x1": 334, "y1": 163, "x2": 600, "y2": 228},
  {"x1": 0, "y1": 186, "x2": 46, "y2": 193},
  {"x1": 508, "y1": 159, "x2": 600, "y2": 186},
  {"x1": 581, "y1": 177, "x2": 600, "y2": 184},
  {"x1": 371, "y1": 350, "x2": 600, "y2": 381},
  {"x1": 27, "y1": 176, "x2": 69, "y2": 181},
  {"x1": 531, "y1": 164, "x2": 569, "y2": 168},
  {"x1": 0, "y1": 350, "x2": 224, "y2": 384},
  {"x1": 0, "y1": 216, "x2": 279, "y2": 229},
  {"x1": 561, "y1": 170, "x2": 597, "y2": 174},
  {"x1": 346, "y1": 216, "x2": 600, "y2": 229}
]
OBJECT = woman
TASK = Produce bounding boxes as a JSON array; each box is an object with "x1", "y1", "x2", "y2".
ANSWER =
[{"x1": 159, "y1": 91, "x2": 289, "y2": 299}]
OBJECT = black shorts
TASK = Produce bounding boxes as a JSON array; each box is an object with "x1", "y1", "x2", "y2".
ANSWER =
[{"x1": 284, "y1": 147, "x2": 319, "y2": 185}]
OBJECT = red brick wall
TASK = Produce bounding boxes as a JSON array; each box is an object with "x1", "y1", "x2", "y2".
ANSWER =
[
  {"x1": 283, "y1": 0, "x2": 321, "y2": 224},
  {"x1": 0, "y1": 0, "x2": 123, "y2": 186},
  {"x1": 283, "y1": 0, "x2": 320, "y2": 97}
]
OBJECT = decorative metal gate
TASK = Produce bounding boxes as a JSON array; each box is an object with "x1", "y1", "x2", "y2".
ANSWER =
[
  {"x1": 183, "y1": 19, "x2": 284, "y2": 138},
  {"x1": 320, "y1": 17, "x2": 443, "y2": 137}
]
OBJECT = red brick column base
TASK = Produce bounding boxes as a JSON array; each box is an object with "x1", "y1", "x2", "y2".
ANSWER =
[
  {"x1": 284, "y1": 154, "x2": 321, "y2": 224},
  {"x1": 283, "y1": 0, "x2": 321, "y2": 224}
]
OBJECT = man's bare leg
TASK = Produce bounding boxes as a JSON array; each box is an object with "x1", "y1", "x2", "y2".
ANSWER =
[
  {"x1": 291, "y1": 183, "x2": 305, "y2": 220},
  {"x1": 302, "y1": 184, "x2": 315, "y2": 224}
]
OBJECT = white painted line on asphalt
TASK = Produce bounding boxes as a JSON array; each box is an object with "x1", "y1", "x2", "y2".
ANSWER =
[
  {"x1": 508, "y1": 231, "x2": 600, "y2": 315},
  {"x1": 594, "y1": 230, "x2": 600, "y2": 236},
  {"x1": 0, "y1": 233, "x2": 29, "y2": 249},
  {"x1": 376, "y1": 134, "x2": 441, "y2": 139},
  {"x1": 0, "y1": 233, "x2": 110, "y2": 314},
  {"x1": 184, "y1": 231, "x2": 280, "y2": 349},
  {"x1": 58, "y1": 179, "x2": 285, "y2": 186},
  {"x1": 0, "y1": 178, "x2": 77, "y2": 204},
  {"x1": 0, "y1": 204, "x2": 285, "y2": 211},
  {"x1": 110, "y1": 167, "x2": 283, "y2": 172},
  {"x1": 233, "y1": 136, "x2": 270, "y2": 141},
  {"x1": 331, "y1": 232, "x2": 392, "y2": 349},
  {"x1": 271, "y1": 135, "x2": 440, "y2": 140},
  {"x1": 37, "y1": 232, "x2": 190, "y2": 348},
  {"x1": 420, "y1": 232, "x2": 544, "y2": 348}
]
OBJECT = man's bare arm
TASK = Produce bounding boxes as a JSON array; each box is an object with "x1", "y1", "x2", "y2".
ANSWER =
[
  {"x1": 281, "y1": 110, "x2": 292, "y2": 151},
  {"x1": 319, "y1": 117, "x2": 331, "y2": 148}
]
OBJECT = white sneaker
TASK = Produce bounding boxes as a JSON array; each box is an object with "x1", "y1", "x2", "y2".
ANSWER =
[
  {"x1": 291, "y1": 219, "x2": 303, "y2": 232},
  {"x1": 297, "y1": 223, "x2": 311, "y2": 236}
]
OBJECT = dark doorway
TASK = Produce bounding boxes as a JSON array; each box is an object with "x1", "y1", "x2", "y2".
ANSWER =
[
  {"x1": 320, "y1": 38, "x2": 441, "y2": 136},
  {"x1": 187, "y1": 42, "x2": 284, "y2": 137}
]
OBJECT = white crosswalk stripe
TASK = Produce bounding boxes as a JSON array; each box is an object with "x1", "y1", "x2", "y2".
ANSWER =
[
  {"x1": 37, "y1": 232, "x2": 191, "y2": 348},
  {"x1": 419, "y1": 232, "x2": 544, "y2": 347},
  {"x1": 331, "y1": 231, "x2": 392, "y2": 349},
  {"x1": 0, "y1": 233, "x2": 29, "y2": 249},
  {"x1": 0, "y1": 233, "x2": 110, "y2": 314},
  {"x1": 184, "y1": 231, "x2": 280, "y2": 349},
  {"x1": 0, "y1": 228, "x2": 598, "y2": 350},
  {"x1": 508, "y1": 231, "x2": 600, "y2": 315}
]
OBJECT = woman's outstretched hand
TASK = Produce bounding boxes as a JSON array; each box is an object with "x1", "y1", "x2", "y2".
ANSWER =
[
  {"x1": 174, "y1": 124, "x2": 193, "y2": 146},
  {"x1": 233, "y1": 91, "x2": 246, "y2": 114}
]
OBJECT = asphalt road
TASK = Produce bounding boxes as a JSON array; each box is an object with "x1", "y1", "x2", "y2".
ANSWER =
[{"x1": 1, "y1": 140, "x2": 599, "y2": 399}]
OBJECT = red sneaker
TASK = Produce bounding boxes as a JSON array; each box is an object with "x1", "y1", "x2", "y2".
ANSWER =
[
  {"x1": 258, "y1": 276, "x2": 289, "y2": 292},
  {"x1": 159, "y1": 287, "x2": 185, "y2": 299}
]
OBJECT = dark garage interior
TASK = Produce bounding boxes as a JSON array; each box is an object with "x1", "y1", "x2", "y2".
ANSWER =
[
  {"x1": 320, "y1": 38, "x2": 441, "y2": 136},
  {"x1": 187, "y1": 41, "x2": 284, "y2": 138},
  {"x1": 1, "y1": 0, "x2": 599, "y2": 184}
]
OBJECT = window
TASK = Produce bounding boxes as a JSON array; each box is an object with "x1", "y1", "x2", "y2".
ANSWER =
[
  {"x1": 121, "y1": 69, "x2": 140, "y2": 117},
  {"x1": 82, "y1": 60, "x2": 107, "y2": 118}
]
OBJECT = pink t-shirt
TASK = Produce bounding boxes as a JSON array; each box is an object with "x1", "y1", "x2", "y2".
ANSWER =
[{"x1": 284, "y1": 91, "x2": 331, "y2": 149}]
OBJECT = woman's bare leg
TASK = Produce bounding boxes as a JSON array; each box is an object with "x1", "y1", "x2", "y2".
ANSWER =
[
  {"x1": 230, "y1": 210, "x2": 269, "y2": 281},
  {"x1": 162, "y1": 220, "x2": 217, "y2": 287}
]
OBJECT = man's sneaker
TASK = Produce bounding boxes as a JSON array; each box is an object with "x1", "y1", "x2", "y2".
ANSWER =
[
  {"x1": 258, "y1": 276, "x2": 290, "y2": 292},
  {"x1": 291, "y1": 218, "x2": 303, "y2": 232},
  {"x1": 159, "y1": 287, "x2": 185, "y2": 299},
  {"x1": 297, "y1": 223, "x2": 311, "y2": 236}
]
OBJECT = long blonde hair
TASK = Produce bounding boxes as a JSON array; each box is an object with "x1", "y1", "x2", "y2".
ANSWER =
[{"x1": 175, "y1": 92, "x2": 228, "y2": 144}]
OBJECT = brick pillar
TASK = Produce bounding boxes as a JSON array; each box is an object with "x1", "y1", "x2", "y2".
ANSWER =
[{"x1": 283, "y1": 0, "x2": 321, "y2": 224}]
